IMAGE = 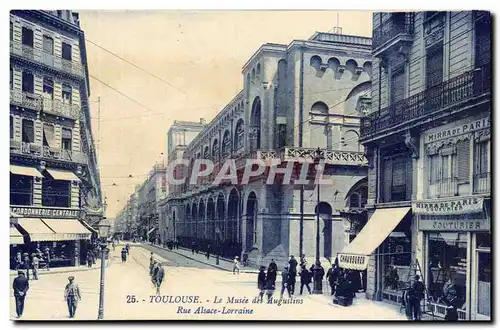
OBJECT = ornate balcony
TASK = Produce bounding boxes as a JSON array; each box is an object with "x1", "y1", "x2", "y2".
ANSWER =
[
  {"x1": 361, "y1": 64, "x2": 491, "y2": 142},
  {"x1": 10, "y1": 41, "x2": 84, "y2": 77},
  {"x1": 372, "y1": 13, "x2": 415, "y2": 57},
  {"x1": 10, "y1": 140, "x2": 87, "y2": 165},
  {"x1": 283, "y1": 147, "x2": 368, "y2": 166},
  {"x1": 42, "y1": 97, "x2": 80, "y2": 120},
  {"x1": 10, "y1": 90, "x2": 42, "y2": 111}
]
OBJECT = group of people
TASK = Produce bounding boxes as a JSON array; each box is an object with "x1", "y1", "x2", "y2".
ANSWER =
[
  {"x1": 12, "y1": 271, "x2": 81, "y2": 319},
  {"x1": 13, "y1": 248, "x2": 53, "y2": 280},
  {"x1": 120, "y1": 244, "x2": 131, "y2": 263},
  {"x1": 257, "y1": 259, "x2": 278, "y2": 302},
  {"x1": 149, "y1": 252, "x2": 165, "y2": 295}
]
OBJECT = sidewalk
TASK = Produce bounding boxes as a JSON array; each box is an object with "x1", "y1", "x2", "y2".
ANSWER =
[
  {"x1": 148, "y1": 243, "x2": 260, "y2": 273},
  {"x1": 10, "y1": 263, "x2": 102, "y2": 278}
]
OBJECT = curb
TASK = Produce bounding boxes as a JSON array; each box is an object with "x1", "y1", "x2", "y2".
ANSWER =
[{"x1": 146, "y1": 244, "x2": 260, "y2": 274}]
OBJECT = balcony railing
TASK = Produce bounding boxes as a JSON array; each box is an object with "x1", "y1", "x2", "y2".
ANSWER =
[
  {"x1": 473, "y1": 172, "x2": 490, "y2": 194},
  {"x1": 10, "y1": 140, "x2": 87, "y2": 165},
  {"x1": 428, "y1": 178, "x2": 459, "y2": 198},
  {"x1": 10, "y1": 90, "x2": 42, "y2": 111},
  {"x1": 10, "y1": 41, "x2": 84, "y2": 77},
  {"x1": 284, "y1": 147, "x2": 367, "y2": 166},
  {"x1": 42, "y1": 97, "x2": 80, "y2": 120},
  {"x1": 372, "y1": 13, "x2": 415, "y2": 50},
  {"x1": 361, "y1": 64, "x2": 491, "y2": 139}
]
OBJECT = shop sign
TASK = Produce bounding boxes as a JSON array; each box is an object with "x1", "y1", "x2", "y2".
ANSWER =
[
  {"x1": 337, "y1": 253, "x2": 369, "y2": 270},
  {"x1": 425, "y1": 117, "x2": 490, "y2": 143},
  {"x1": 10, "y1": 207, "x2": 80, "y2": 219},
  {"x1": 413, "y1": 197, "x2": 484, "y2": 215},
  {"x1": 418, "y1": 218, "x2": 490, "y2": 232}
]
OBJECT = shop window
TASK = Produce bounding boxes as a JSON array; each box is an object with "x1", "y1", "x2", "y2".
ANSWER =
[
  {"x1": 476, "y1": 250, "x2": 490, "y2": 316},
  {"x1": 42, "y1": 179, "x2": 70, "y2": 207},
  {"x1": 62, "y1": 84, "x2": 72, "y2": 104},
  {"x1": 43, "y1": 77, "x2": 54, "y2": 99},
  {"x1": 43, "y1": 35, "x2": 54, "y2": 55},
  {"x1": 21, "y1": 27, "x2": 33, "y2": 47},
  {"x1": 22, "y1": 71, "x2": 34, "y2": 94},
  {"x1": 10, "y1": 174, "x2": 33, "y2": 205},
  {"x1": 62, "y1": 128, "x2": 72, "y2": 150},
  {"x1": 427, "y1": 233, "x2": 467, "y2": 310},
  {"x1": 21, "y1": 119, "x2": 34, "y2": 143},
  {"x1": 62, "y1": 42, "x2": 72, "y2": 61}
]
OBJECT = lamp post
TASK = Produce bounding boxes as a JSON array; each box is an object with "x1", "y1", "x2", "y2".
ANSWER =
[
  {"x1": 313, "y1": 147, "x2": 324, "y2": 294},
  {"x1": 97, "y1": 218, "x2": 111, "y2": 320}
]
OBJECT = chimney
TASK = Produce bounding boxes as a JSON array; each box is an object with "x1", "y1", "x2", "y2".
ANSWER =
[{"x1": 200, "y1": 118, "x2": 206, "y2": 125}]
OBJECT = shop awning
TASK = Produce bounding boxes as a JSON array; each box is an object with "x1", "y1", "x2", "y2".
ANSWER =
[
  {"x1": 46, "y1": 168, "x2": 81, "y2": 182},
  {"x1": 41, "y1": 219, "x2": 92, "y2": 240},
  {"x1": 10, "y1": 165, "x2": 43, "y2": 177},
  {"x1": 337, "y1": 207, "x2": 411, "y2": 270},
  {"x1": 17, "y1": 218, "x2": 56, "y2": 242},
  {"x1": 10, "y1": 226, "x2": 24, "y2": 245}
]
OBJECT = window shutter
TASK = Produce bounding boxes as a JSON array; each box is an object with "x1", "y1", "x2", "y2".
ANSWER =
[
  {"x1": 383, "y1": 158, "x2": 393, "y2": 202},
  {"x1": 391, "y1": 68, "x2": 406, "y2": 104},
  {"x1": 426, "y1": 44, "x2": 444, "y2": 88},
  {"x1": 456, "y1": 139, "x2": 470, "y2": 180}
]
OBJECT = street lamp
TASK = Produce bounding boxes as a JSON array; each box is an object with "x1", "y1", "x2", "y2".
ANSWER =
[
  {"x1": 97, "y1": 218, "x2": 111, "y2": 320},
  {"x1": 313, "y1": 147, "x2": 324, "y2": 294}
]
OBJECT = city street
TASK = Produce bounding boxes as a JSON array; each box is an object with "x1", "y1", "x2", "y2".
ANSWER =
[{"x1": 11, "y1": 243, "x2": 405, "y2": 321}]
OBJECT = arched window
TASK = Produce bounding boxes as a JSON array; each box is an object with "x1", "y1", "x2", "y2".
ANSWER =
[
  {"x1": 251, "y1": 68, "x2": 256, "y2": 80},
  {"x1": 234, "y1": 119, "x2": 244, "y2": 150},
  {"x1": 311, "y1": 101, "x2": 329, "y2": 114},
  {"x1": 346, "y1": 59, "x2": 358, "y2": 75},
  {"x1": 256, "y1": 63, "x2": 261, "y2": 77},
  {"x1": 212, "y1": 139, "x2": 219, "y2": 158},
  {"x1": 203, "y1": 146, "x2": 210, "y2": 159},
  {"x1": 328, "y1": 57, "x2": 340, "y2": 71},
  {"x1": 250, "y1": 97, "x2": 261, "y2": 152},
  {"x1": 310, "y1": 55, "x2": 322, "y2": 70},
  {"x1": 222, "y1": 130, "x2": 231, "y2": 156}
]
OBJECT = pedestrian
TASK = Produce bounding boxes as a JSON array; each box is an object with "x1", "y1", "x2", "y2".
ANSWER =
[
  {"x1": 149, "y1": 252, "x2": 155, "y2": 276},
  {"x1": 242, "y1": 252, "x2": 248, "y2": 267},
  {"x1": 266, "y1": 259, "x2": 277, "y2": 287},
  {"x1": 408, "y1": 275, "x2": 425, "y2": 321},
  {"x1": 86, "y1": 251, "x2": 93, "y2": 268},
  {"x1": 257, "y1": 266, "x2": 266, "y2": 303},
  {"x1": 311, "y1": 260, "x2": 325, "y2": 293},
  {"x1": 13, "y1": 270, "x2": 29, "y2": 318},
  {"x1": 233, "y1": 256, "x2": 240, "y2": 275},
  {"x1": 326, "y1": 264, "x2": 340, "y2": 296},
  {"x1": 44, "y1": 248, "x2": 51, "y2": 271},
  {"x1": 288, "y1": 255, "x2": 298, "y2": 294},
  {"x1": 15, "y1": 251, "x2": 22, "y2": 270},
  {"x1": 22, "y1": 253, "x2": 30, "y2": 281},
  {"x1": 112, "y1": 241, "x2": 116, "y2": 252},
  {"x1": 64, "y1": 276, "x2": 81, "y2": 319},
  {"x1": 152, "y1": 263, "x2": 165, "y2": 295},
  {"x1": 265, "y1": 270, "x2": 276, "y2": 303},
  {"x1": 31, "y1": 254, "x2": 39, "y2": 280},
  {"x1": 206, "y1": 244, "x2": 210, "y2": 260},
  {"x1": 126, "y1": 244, "x2": 130, "y2": 255},
  {"x1": 121, "y1": 247, "x2": 127, "y2": 263},
  {"x1": 443, "y1": 275, "x2": 462, "y2": 321},
  {"x1": 280, "y1": 266, "x2": 292, "y2": 298},
  {"x1": 299, "y1": 254, "x2": 307, "y2": 268},
  {"x1": 299, "y1": 265, "x2": 312, "y2": 295}
]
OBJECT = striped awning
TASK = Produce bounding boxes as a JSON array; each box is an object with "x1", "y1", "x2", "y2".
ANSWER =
[
  {"x1": 41, "y1": 219, "x2": 92, "y2": 240},
  {"x1": 46, "y1": 168, "x2": 81, "y2": 182},
  {"x1": 17, "y1": 218, "x2": 56, "y2": 242},
  {"x1": 10, "y1": 226, "x2": 24, "y2": 245},
  {"x1": 10, "y1": 165, "x2": 44, "y2": 177}
]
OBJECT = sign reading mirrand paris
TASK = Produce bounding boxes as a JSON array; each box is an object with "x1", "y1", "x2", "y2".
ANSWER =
[{"x1": 9, "y1": 10, "x2": 491, "y2": 322}]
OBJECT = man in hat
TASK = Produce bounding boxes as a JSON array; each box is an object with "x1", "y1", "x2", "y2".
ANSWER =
[
  {"x1": 31, "y1": 253, "x2": 40, "y2": 280},
  {"x1": 22, "y1": 253, "x2": 30, "y2": 281},
  {"x1": 64, "y1": 276, "x2": 81, "y2": 319},
  {"x1": 12, "y1": 270, "x2": 29, "y2": 318}
]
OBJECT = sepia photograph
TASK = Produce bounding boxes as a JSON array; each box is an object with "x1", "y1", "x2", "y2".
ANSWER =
[{"x1": 8, "y1": 6, "x2": 491, "y2": 322}]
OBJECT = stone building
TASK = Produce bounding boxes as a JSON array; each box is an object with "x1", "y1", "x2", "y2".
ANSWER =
[
  {"x1": 162, "y1": 32, "x2": 372, "y2": 266},
  {"x1": 9, "y1": 10, "x2": 103, "y2": 268},
  {"x1": 340, "y1": 11, "x2": 491, "y2": 320}
]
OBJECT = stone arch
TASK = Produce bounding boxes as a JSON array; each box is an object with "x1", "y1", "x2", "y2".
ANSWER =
[
  {"x1": 311, "y1": 101, "x2": 329, "y2": 114},
  {"x1": 315, "y1": 201, "x2": 333, "y2": 259},
  {"x1": 191, "y1": 202, "x2": 198, "y2": 239},
  {"x1": 203, "y1": 145, "x2": 210, "y2": 159},
  {"x1": 250, "y1": 97, "x2": 261, "y2": 151},
  {"x1": 345, "y1": 59, "x2": 358, "y2": 75},
  {"x1": 310, "y1": 55, "x2": 322, "y2": 70},
  {"x1": 328, "y1": 57, "x2": 340, "y2": 71},
  {"x1": 222, "y1": 129, "x2": 231, "y2": 157},
  {"x1": 234, "y1": 119, "x2": 244, "y2": 150},
  {"x1": 198, "y1": 198, "x2": 206, "y2": 239},
  {"x1": 206, "y1": 197, "x2": 216, "y2": 240},
  {"x1": 227, "y1": 188, "x2": 239, "y2": 243},
  {"x1": 363, "y1": 61, "x2": 372, "y2": 76},
  {"x1": 256, "y1": 63, "x2": 261, "y2": 77},
  {"x1": 212, "y1": 138, "x2": 219, "y2": 158},
  {"x1": 343, "y1": 130, "x2": 360, "y2": 152},
  {"x1": 251, "y1": 68, "x2": 256, "y2": 80},
  {"x1": 245, "y1": 191, "x2": 258, "y2": 250},
  {"x1": 216, "y1": 192, "x2": 225, "y2": 240}
]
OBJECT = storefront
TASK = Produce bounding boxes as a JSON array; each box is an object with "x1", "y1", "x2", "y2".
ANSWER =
[{"x1": 415, "y1": 196, "x2": 491, "y2": 320}]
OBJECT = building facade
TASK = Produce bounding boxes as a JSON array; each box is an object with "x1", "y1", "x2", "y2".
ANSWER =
[
  {"x1": 343, "y1": 11, "x2": 491, "y2": 320},
  {"x1": 9, "y1": 10, "x2": 103, "y2": 268},
  {"x1": 162, "y1": 32, "x2": 372, "y2": 266}
]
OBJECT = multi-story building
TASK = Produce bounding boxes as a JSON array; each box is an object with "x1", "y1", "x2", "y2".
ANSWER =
[
  {"x1": 9, "y1": 10, "x2": 103, "y2": 268},
  {"x1": 340, "y1": 11, "x2": 491, "y2": 320},
  {"x1": 162, "y1": 32, "x2": 372, "y2": 266},
  {"x1": 159, "y1": 119, "x2": 206, "y2": 243}
]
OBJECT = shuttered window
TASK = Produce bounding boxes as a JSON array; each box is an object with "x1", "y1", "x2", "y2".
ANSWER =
[
  {"x1": 382, "y1": 158, "x2": 392, "y2": 202},
  {"x1": 475, "y1": 13, "x2": 491, "y2": 67},
  {"x1": 456, "y1": 139, "x2": 470, "y2": 181},
  {"x1": 391, "y1": 67, "x2": 406, "y2": 104},
  {"x1": 477, "y1": 141, "x2": 489, "y2": 174},
  {"x1": 429, "y1": 154, "x2": 439, "y2": 183},
  {"x1": 22, "y1": 119, "x2": 34, "y2": 143},
  {"x1": 62, "y1": 128, "x2": 72, "y2": 150},
  {"x1": 426, "y1": 43, "x2": 444, "y2": 88}
]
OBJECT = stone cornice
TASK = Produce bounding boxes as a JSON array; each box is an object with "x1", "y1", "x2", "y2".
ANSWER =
[{"x1": 241, "y1": 43, "x2": 287, "y2": 73}]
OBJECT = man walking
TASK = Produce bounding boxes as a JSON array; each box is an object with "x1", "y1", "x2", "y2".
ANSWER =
[
  {"x1": 280, "y1": 266, "x2": 292, "y2": 298},
  {"x1": 408, "y1": 275, "x2": 425, "y2": 320},
  {"x1": 153, "y1": 263, "x2": 165, "y2": 295},
  {"x1": 233, "y1": 256, "x2": 240, "y2": 275},
  {"x1": 121, "y1": 247, "x2": 127, "y2": 263},
  {"x1": 22, "y1": 253, "x2": 30, "y2": 281},
  {"x1": 299, "y1": 265, "x2": 312, "y2": 295},
  {"x1": 13, "y1": 270, "x2": 29, "y2": 318},
  {"x1": 149, "y1": 252, "x2": 155, "y2": 276},
  {"x1": 31, "y1": 254, "x2": 39, "y2": 280},
  {"x1": 64, "y1": 276, "x2": 81, "y2": 319},
  {"x1": 288, "y1": 255, "x2": 298, "y2": 295}
]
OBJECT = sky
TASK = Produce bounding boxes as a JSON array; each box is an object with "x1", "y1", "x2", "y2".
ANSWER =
[{"x1": 79, "y1": 10, "x2": 373, "y2": 218}]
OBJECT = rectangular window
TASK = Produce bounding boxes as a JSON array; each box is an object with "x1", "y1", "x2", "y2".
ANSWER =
[
  {"x1": 456, "y1": 139, "x2": 470, "y2": 181},
  {"x1": 10, "y1": 116, "x2": 14, "y2": 140},
  {"x1": 21, "y1": 27, "x2": 33, "y2": 47},
  {"x1": 22, "y1": 71, "x2": 34, "y2": 94},
  {"x1": 429, "y1": 154, "x2": 439, "y2": 183},
  {"x1": 10, "y1": 174, "x2": 33, "y2": 206},
  {"x1": 43, "y1": 124, "x2": 55, "y2": 147},
  {"x1": 62, "y1": 42, "x2": 72, "y2": 61},
  {"x1": 43, "y1": 77, "x2": 54, "y2": 98},
  {"x1": 62, "y1": 84, "x2": 72, "y2": 104},
  {"x1": 22, "y1": 119, "x2": 34, "y2": 143},
  {"x1": 426, "y1": 43, "x2": 444, "y2": 88},
  {"x1": 476, "y1": 140, "x2": 489, "y2": 175},
  {"x1": 391, "y1": 155, "x2": 407, "y2": 201},
  {"x1": 42, "y1": 179, "x2": 71, "y2": 207},
  {"x1": 475, "y1": 13, "x2": 491, "y2": 68},
  {"x1": 43, "y1": 35, "x2": 54, "y2": 55},
  {"x1": 62, "y1": 128, "x2": 72, "y2": 150},
  {"x1": 391, "y1": 67, "x2": 406, "y2": 104}
]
